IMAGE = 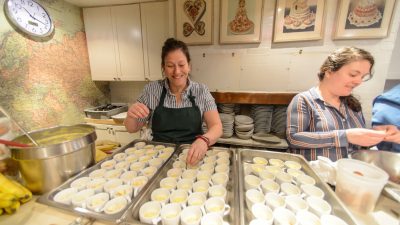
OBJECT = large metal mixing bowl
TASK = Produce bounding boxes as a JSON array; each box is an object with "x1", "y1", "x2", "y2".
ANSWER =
[
  {"x1": 350, "y1": 150, "x2": 400, "y2": 184},
  {"x1": 10, "y1": 124, "x2": 97, "y2": 194}
]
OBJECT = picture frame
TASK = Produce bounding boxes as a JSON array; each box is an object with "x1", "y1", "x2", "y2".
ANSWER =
[
  {"x1": 219, "y1": 0, "x2": 264, "y2": 44},
  {"x1": 175, "y1": 0, "x2": 213, "y2": 45},
  {"x1": 333, "y1": 0, "x2": 396, "y2": 39},
  {"x1": 273, "y1": 0, "x2": 326, "y2": 43}
]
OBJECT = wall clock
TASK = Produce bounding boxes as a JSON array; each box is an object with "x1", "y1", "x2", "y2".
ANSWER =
[{"x1": 4, "y1": 0, "x2": 54, "y2": 37}]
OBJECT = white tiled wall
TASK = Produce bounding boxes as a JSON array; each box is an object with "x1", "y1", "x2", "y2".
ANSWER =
[
  {"x1": 111, "y1": 0, "x2": 400, "y2": 126},
  {"x1": 110, "y1": 81, "x2": 146, "y2": 104}
]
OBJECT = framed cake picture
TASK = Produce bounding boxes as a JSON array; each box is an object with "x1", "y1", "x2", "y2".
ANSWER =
[
  {"x1": 175, "y1": 0, "x2": 213, "y2": 45},
  {"x1": 333, "y1": 0, "x2": 396, "y2": 39},
  {"x1": 273, "y1": 0, "x2": 326, "y2": 43},
  {"x1": 219, "y1": 0, "x2": 264, "y2": 44}
]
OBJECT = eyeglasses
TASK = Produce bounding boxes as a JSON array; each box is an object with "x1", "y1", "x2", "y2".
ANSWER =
[{"x1": 361, "y1": 73, "x2": 372, "y2": 82}]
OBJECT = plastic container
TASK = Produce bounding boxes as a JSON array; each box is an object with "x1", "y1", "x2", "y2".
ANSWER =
[{"x1": 335, "y1": 158, "x2": 389, "y2": 213}]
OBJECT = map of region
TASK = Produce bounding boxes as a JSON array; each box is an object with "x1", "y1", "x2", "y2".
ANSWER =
[{"x1": 0, "y1": 0, "x2": 109, "y2": 131}]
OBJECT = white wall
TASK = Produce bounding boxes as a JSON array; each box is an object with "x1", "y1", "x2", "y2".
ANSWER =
[
  {"x1": 178, "y1": 0, "x2": 400, "y2": 126},
  {"x1": 387, "y1": 22, "x2": 400, "y2": 80},
  {"x1": 112, "y1": 0, "x2": 400, "y2": 126}
]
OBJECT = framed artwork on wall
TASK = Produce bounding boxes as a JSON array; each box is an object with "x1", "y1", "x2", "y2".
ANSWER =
[
  {"x1": 333, "y1": 0, "x2": 396, "y2": 39},
  {"x1": 175, "y1": 0, "x2": 213, "y2": 45},
  {"x1": 273, "y1": 0, "x2": 326, "y2": 43},
  {"x1": 219, "y1": 0, "x2": 264, "y2": 44}
]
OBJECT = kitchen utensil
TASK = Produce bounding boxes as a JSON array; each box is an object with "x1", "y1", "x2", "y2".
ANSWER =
[
  {"x1": 0, "y1": 106, "x2": 39, "y2": 146},
  {"x1": 84, "y1": 103, "x2": 128, "y2": 119},
  {"x1": 0, "y1": 139, "x2": 31, "y2": 148},
  {"x1": 335, "y1": 158, "x2": 389, "y2": 213},
  {"x1": 9, "y1": 124, "x2": 97, "y2": 194}
]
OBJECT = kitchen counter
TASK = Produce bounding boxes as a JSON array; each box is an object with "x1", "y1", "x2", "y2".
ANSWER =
[
  {"x1": 1, "y1": 190, "x2": 398, "y2": 225},
  {"x1": 351, "y1": 194, "x2": 399, "y2": 225},
  {"x1": 0, "y1": 196, "x2": 113, "y2": 225}
]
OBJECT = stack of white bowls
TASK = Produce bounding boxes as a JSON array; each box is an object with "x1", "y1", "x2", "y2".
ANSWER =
[
  {"x1": 251, "y1": 105, "x2": 274, "y2": 134},
  {"x1": 234, "y1": 115, "x2": 254, "y2": 140},
  {"x1": 219, "y1": 113, "x2": 234, "y2": 138},
  {"x1": 271, "y1": 106, "x2": 287, "y2": 137},
  {"x1": 217, "y1": 104, "x2": 235, "y2": 115}
]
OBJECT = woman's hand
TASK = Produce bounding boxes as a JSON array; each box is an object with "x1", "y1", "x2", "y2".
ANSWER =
[
  {"x1": 186, "y1": 138, "x2": 208, "y2": 165},
  {"x1": 346, "y1": 128, "x2": 387, "y2": 146},
  {"x1": 127, "y1": 102, "x2": 150, "y2": 120},
  {"x1": 124, "y1": 102, "x2": 149, "y2": 133},
  {"x1": 374, "y1": 125, "x2": 400, "y2": 144}
]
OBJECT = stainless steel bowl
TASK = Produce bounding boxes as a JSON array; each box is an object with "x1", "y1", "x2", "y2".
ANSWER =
[
  {"x1": 350, "y1": 150, "x2": 400, "y2": 184},
  {"x1": 10, "y1": 124, "x2": 97, "y2": 194}
]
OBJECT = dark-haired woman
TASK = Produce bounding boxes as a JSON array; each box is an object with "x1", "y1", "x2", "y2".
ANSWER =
[
  {"x1": 286, "y1": 47, "x2": 387, "y2": 161},
  {"x1": 124, "y1": 38, "x2": 222, "y2": 165}
]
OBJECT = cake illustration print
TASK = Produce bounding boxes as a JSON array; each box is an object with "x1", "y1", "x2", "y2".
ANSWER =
[
  {"x1": 228, "y1": 0, "x2": 255, "y2": 35},
  {"x1": 183, "y1": 0, "x2": 207, "y2": 37},
  {"x1": 283, "y1": 0, "x2": 317, "y2": 33},
  {"x1": 346, "y1": 0, "x2": 383, "y2": 29}
]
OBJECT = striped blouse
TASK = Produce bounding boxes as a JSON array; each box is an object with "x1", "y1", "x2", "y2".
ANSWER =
[
  {"x1": 286, "y1": 87, "x2": 366, "y2": 161},
  {"x1": 136, "y1": 78, "x2": 217, "y2": 125}
]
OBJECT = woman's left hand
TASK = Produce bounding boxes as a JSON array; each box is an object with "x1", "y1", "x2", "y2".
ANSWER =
[{"x1": 186, "y1": 138, "x2": 208, "y2": 165}]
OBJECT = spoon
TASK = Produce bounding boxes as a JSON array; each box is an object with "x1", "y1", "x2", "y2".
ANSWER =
[
  {"x1": 0, "y1": 139, "x2": 31, "y2": 148},
  {"x1": 0, "y1": 106, "x2": 39, "y2": 147}
]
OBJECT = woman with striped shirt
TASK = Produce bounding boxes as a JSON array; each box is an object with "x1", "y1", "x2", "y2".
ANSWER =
[
  {"x1": 286, "y1": 47, "x2": 387, "y2": 161},
  {"x1": 124, "y1": 38, "x2": 222, "y2": 165}
]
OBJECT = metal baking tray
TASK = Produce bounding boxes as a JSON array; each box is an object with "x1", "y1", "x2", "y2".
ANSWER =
[
  {"x1": 37, "y1": 139, "x2": 177, "y2": 223},
  {"x1": 84, "y1": 103, "x2": 128, "y2": 119},
  {"x1": 121, "y1": 145, "x2": 239, "y2": 225},
  {"x1": 237, "y1": 148, "x2": 358, "y2": 225}
]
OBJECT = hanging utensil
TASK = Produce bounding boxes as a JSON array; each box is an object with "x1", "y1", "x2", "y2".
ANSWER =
[
  {"x1": 0, "y1": 139, "x2": 31, "y2": 148},
  {"x1": 0, "y1": 106, "x2": 39, "y2": 146}
]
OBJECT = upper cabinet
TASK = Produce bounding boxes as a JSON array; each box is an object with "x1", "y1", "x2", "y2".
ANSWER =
[{"x1": 83, "y1": 1, "x2": 168, "y2": 81}]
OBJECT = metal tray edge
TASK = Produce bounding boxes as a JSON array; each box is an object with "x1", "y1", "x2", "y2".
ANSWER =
[
  {"x1": 36, "y1": 139, "x2": 177, "y2": 223},
  {"x1": 236, "y1": 148, "x2": 359, "y2": 225}
]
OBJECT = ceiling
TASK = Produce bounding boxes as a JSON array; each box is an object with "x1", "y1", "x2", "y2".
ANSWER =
[{"x1": 63, "y1": 0, "x2": 162, "y2": 7}]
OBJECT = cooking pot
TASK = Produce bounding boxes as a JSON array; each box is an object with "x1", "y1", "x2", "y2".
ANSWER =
[
  {"x1": 10, "y1": 124, "x2": 97, "y2": 194},
  {"x1": 349, "y1": 150, "x2": 400, "y2": 184}
]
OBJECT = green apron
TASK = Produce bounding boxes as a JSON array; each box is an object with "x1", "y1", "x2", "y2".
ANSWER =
[{"x1": 152, "y1": 86, "x2": 203, "y2": 144}]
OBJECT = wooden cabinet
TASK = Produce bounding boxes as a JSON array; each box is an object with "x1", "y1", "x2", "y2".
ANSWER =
[
  {"x1": 83, "y1": 1, "x2": 168, "y2": 81},
  {"x1": 89, "y1": 123, "x2": 140, "y2": 146}
]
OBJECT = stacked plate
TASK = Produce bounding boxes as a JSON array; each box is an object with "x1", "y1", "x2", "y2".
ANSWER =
[
  {"x1": 217, "y1": 103, "x2": 236, "y2": 115},
  {"x1": 234, "y1": 115, "x2": 254, "y2": 140},
  {"x1": 251, "y1": 105, "x2": 274, "y2": 134},
  {"x1": 271, "y1": 106, "x2": 287, "y2": 137},
  {"x1": 219, "y1": 113, "x2": 234, "y2": 138}
]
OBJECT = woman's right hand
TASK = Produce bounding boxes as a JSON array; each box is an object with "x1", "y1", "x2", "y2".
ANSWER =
[
  {"x1": 346, "y1": 128, "x2": 387, "y2": 146},
  {"x1": 127, "y1": 102, "x2": 150, "y2": 120}
]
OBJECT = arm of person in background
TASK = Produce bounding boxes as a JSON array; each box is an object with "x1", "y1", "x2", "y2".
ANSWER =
[
  {"x1": 124, "y1": 102, "x2": 149, "y2": 133},
  {"x1": 186, "y1": 109, "x2": 222, "y2": 165},
  {"x1": 286, "y1": 94, "x2": 385, "y2": 148}
]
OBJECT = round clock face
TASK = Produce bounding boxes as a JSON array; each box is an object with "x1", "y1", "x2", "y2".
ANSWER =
[{"x1": 4, "y1": 0, "x2": 54, "y2": 37}]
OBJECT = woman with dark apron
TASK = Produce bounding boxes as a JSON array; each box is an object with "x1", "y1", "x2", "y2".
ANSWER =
[{"x1": 124, "y1": 38, "x2": 222, "y2": 165}]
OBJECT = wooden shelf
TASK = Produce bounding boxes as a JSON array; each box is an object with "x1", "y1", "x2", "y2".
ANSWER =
[
  {"x1": 211, "y1": 92, "x2": 297, "y2": 105},
  {"x1": 217, "y1": 135, "x2": 288, "y2": 149}
]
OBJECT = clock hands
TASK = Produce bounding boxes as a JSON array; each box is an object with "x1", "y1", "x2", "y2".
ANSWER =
[{"x1": 22, "y1": 7, "x2": 46, "y2": 26}]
